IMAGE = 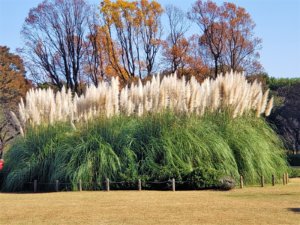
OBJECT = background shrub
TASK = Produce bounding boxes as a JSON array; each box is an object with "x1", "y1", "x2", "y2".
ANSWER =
[
  {"x1": 184, "y1": 167, "x2": 222, "y2": 189},
  {"x1": 288, "y1": 154, "x2": 300, "y2": 167}
]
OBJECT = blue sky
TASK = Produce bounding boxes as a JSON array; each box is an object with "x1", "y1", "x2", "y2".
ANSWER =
[{"x1": 0, "y1": 0, "x2": 299, "y2": 78}]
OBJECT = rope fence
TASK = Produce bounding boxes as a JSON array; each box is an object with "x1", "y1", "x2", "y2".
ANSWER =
[{"x1": 1, "y1": 172, "x2": 289, "y2": 193}]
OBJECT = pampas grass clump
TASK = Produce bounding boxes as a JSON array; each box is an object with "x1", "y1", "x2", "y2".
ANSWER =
[{"x1": 1, "y1": 72, "x2": 287, "y2": 192}]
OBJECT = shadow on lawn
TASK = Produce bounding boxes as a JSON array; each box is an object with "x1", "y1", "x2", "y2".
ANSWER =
[{"x1": 287, "y1": 208, "x2": 300, "y2": 213}]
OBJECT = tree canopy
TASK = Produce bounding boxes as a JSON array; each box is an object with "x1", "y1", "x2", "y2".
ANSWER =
[
  {"x1": 0, "y1": 46, "x2": 30, "y2": 157},
  {"x1": 189, "y1": 0, "x2": 262, "y2": 78},
  {"x1": 0, "y1": 46, "x2": 31, "y2": 111},
  {"x1": 19, "y1": 0, "x2": 263, "y2": 93}
]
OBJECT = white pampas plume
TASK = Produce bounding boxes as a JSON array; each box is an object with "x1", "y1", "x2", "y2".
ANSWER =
[
  {"x1": 256, "y1": 102, "x2": 262, "y2": 118},
  {"x1": 111, "y1": 77, "x2": 120, "y2": 115},
  {"x1": 18, "y1": 98, "x2": 27, "y2": 128},
  {"x1": 265, "y1": 97, "x2": 274, "y2": 116},
  {"x1": 14, "y1": 71, "x2": 272, "y2": 132},
  {"x1": 138, "y1": 103, "x2": 143, "y2": 117},
  {"x1": 260, "y1": 89, "x2": 270, "y2": 113}
]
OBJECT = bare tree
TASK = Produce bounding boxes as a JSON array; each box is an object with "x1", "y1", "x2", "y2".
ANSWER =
[
  {"x1": 139, "y1": 0, "x2": 163, "y2": 76},
  {"x1": 22, "y1": 0, "x2": 97, "y2": 94},
  {"x1": 221, "y1": 2, "x2": 262, "y2": 74},
  {"x1": 189, "y1": 0, "x2": 226, "y2": 78},
  {"x1": 83, "y1": 8, "x2": 108, "y2": 86},
  {"x1": 162, "y1": 5, "x2": 190, "y2": 73},
  {"x1": 189, "y1": 0, "x2": 262, "y2": 77}
]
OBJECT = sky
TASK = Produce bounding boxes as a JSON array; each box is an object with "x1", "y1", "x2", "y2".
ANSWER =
[{"x1": 0, "y1": 0, "x2": 300, "y2": 78}]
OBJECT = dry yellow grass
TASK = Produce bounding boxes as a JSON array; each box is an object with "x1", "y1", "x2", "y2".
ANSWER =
[{"x1": 1, "y1": 178, "x2": 300, "y2": 225}]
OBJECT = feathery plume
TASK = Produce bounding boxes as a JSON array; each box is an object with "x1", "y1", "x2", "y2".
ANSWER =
[
  {"x1": 15, "y1": 72, "x2": 271, "y2": 130},
  {"x1": 265, "y1": 97, "x2": 274, "y2": 116}
]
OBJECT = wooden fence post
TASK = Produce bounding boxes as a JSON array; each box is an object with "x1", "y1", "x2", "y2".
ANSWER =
[
  {"x1": 172, "y1": 178, "x2": 175, "y2": 192},
  {"x1": 283, "y1": 174, "x2": 286, "y2": 185},
  {"x1": 55, "y1": 180, "x2": 59, "y2": 192},
  {"x1": 284, "y1": 173, "x2": 287, "y2": 184},
  {"x1": 261, "y1": 175, "x2": 264, "y2": 187},
  {"x1": 138, "y1": 179, "x2": 142, "y2": 191},
  {"x1": 284, "y1": 172, "x2": 288, "y2": 184},
  {"x1": 34, "y1": 180, "x2": 37, "y2": 193},
  {"x1": 286, "y1": 173, "x2": 289, "y2": 184},
  {"x1": 272, "y1": 174, "x2": 275, "y2": 186},
  {"x1": 79, "y1": 179, "x2": 82, "y2": 191},
  {"x1": 240, "y1": 175, "x2": 244, "y2": 189},
  {"x1": 106, "y1": 178, "x2": 110, "y2": 191}
]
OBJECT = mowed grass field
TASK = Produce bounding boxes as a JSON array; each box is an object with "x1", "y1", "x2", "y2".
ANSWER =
[{"x1": 1, "y1": 178, "x2": 300, "y2": 225}]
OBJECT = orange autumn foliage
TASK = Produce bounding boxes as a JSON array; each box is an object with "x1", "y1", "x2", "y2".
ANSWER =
[
  {"x1": 100, "y1": 0, "x2": 163, "y2": 79},
  {"x1": 189, "y1": 0, "x2": 262, "y2": 77},
  {"x1": 0, "y1": 46, "x2": 31, "y2": 112}
]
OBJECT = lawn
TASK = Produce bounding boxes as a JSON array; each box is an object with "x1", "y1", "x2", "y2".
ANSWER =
[{"x1": 1, "y1": 178, "x2": 300, "y2": 225}]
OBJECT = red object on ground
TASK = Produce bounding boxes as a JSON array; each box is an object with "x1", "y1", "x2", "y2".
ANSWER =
[{"x1": 0, "y1": 159, "x2": 4, "y2": 171}]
